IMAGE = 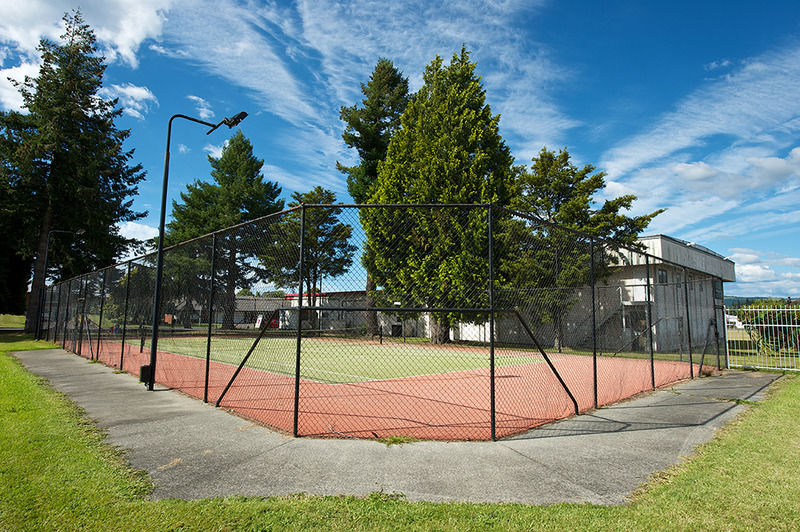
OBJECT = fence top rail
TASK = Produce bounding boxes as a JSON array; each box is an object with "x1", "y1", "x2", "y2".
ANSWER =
[
  {"x1": 50, "y1": 202, "x2": 727, "y2": 289},
  {"x1": 729, "y1": 307, "x2": 800, "y2": 312}
]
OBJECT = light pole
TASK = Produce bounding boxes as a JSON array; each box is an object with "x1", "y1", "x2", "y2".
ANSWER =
[
  {"x1": 36, "y1": 228, "x2": 85, "y2": 340},
  {"x1": 146, "y1": 111, "x2": 248, "y2": 390}
]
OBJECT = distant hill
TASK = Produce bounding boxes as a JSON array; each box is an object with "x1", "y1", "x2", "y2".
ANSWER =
[{"x1": 725, "y1": 295, "x2": 798, "y2": 308}]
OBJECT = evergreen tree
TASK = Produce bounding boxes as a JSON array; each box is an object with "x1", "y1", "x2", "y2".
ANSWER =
[
  {"x1": 513, "y1": 147, "x2": 662, "y2": 244},
  {"x1": 363, "y1": 47, "x2": 515, "y2": 343},
  {"x1": 165, "y1": 130, "x2": 284, "y2": 328},
  {"x1": 503, "y1": 147, "x2": 663, "y2": 351},
  {"x1": 337, "y1": 58, "x2": 409, "y2": 335},
  {"x1": 0, "y1": 11, "x2": 146, "y2": 331},
  {"x1": 263, "y1": 187, "x2": 356, "y2": 328},
  {"x1": 337, "y1": 58, "x2": 410, "y2": 203},
  {"x1": 166, "y1": 130, "x2": 283, "y2": 241}
]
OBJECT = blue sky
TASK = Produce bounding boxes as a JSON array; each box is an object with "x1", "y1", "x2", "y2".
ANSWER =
[{"x1": 2, "y1": 1, "x2": 800, "y2": 297}]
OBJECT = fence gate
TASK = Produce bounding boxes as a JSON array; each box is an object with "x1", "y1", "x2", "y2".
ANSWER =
[{"x1": 725, "y1": 306, "x2": 800, "y2": 371}]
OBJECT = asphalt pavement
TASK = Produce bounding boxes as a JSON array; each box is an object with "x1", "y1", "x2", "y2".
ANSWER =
[{"x1": 13, "y1": 348, "x2": 781, "y2": 505}]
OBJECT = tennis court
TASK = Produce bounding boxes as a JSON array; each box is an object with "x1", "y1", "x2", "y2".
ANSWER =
[{"x1": 78, "y1": 331, "x2": 707, "y2": 440}]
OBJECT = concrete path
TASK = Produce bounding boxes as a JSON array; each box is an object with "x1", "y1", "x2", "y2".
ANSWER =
[{"x1": 14, "y1": 348, "x2": 781, "y2": 505}]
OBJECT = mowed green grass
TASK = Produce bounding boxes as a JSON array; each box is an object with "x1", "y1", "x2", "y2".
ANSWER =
[
  {"x1": 0, "y1": 314, "x2": 25, "y2": 328},
  {"x1": 150, "y1": 333, "x2": 548, "y2": 383},
  {"x1": 2, "y1": 334, "x2": 800, "y2": 530}
]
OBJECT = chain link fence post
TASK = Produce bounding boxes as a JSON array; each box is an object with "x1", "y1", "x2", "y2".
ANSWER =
[
  {"x1": 645, "y1": 255, "x2": 656, "y2": 390},
  {"x1": 120, "y1": 261, "x2": 132, "y2": 370},
  {"x1": 590, "y1": 238, "x2": 598, "y2": 409},
  {"x1": 96, "y1": 269, "x2": 107, "y2": 359},
  {"x1": 683, "y1": 266, "x2": 694, "y2": 378},
  {"x1": 488, "y1": 204, "x2": 496, "y2": 441},
  {"x1": 204, "y1": 233, "x2": 218, "y2": 403},
  {"x1": 293, "y1": 204, "x2": 306, "y2": 437},
  {"x1": 62, "y1": 279, "x2": 71, "y2": 350},
  {"x1": 52, "y1": 284, "x2": 62, "y2": 343}
]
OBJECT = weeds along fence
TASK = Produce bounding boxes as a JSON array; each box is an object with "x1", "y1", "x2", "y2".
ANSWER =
[
  {"x1": 41, "y1": 204, "x2": 725, "y2": 440},
  {"x1": 725, "y1": 305, "x2": 800, "y2": 371}
]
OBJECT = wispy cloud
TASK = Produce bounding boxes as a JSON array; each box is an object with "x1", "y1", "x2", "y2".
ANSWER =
[
  {"x1": 598, "y1": 43, "x2": 800, "y2": 240},
  {"x1": 186, "y1": 94, "x2": 214, "y2": 120},
  {"x1": 602, "y1": 45, "x2": 800, "y2": 180},
  {"x1": 99, "y1": 83, "x2": 158, "y2": 119}
]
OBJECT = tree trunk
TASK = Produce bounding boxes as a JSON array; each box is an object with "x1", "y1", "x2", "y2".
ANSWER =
[
  {"x1": 221, "y1": 245, "x2": 236, "y2": 329},
  {"x1": 553, "y1": 312, "x2": 564, "y2": 353},
  {"x1": 430, "y1": 315, "x2": 451, "y2": 344},
  {"x1": 25, "y1": 204, "x2": 53, "y2": 333},
  {"x1": 365, "y1": 273, "x2": 378, "y2": 336}
]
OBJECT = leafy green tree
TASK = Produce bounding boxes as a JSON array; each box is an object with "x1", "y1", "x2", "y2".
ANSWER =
[
  {"x1": 338, "y1": 58, "x2": 410, "y2": 335},
  {"x1": 363, "y1": 47, "x2": 516, "y2": 343},
  {"x1": 165, "y1": 130, "x2": 284, "y2": 328},
  {"x1": 503, "y1": 147, "x2": 663, "y2": 350},
  {"x1": 264, "y1": 187, "x2": 356, "y2": 328},
  {"x1": 0, "y1": 11, "x2": 146, "y2": 331},
  {"x1": 513, "y1": 147, "x2": 662, "y2": 245}
]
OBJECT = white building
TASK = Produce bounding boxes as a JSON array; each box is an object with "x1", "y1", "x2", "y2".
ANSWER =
[{"x1": 455, "y1": 234, "x2": 735, "y2": 354}]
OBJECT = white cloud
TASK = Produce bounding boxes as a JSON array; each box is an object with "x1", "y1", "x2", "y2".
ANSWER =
[
  {"x1": 736, "y1": 263, "x2": 778, "y2": 282},
  {"x1": 602, "y1": 45, "x2": 800, "y2": 180},
  {"x1": 203, "y1": 142, "x2": 225, "y2": 159},
  {"x1": 593, "y1": 43, "x2": 800, "y2": 241},
  {"x1": 177, "y1": 143, "x2": 190, "y2": 154},
  {"x1": 727, "y1": 249, "x2": 763, "y2": 265},
  {"x1": 0, "y1": 60, "x2": 39, "y2": 110},
  {"x1": 0, "y1": 1, "x2": 169, "y2": 68},
  {"x1": 99, "y1": 83, "x2": 158, "y2": 119},
  {"x1": 704, "y1": 59, "x2": 732, "y2": 71},
  {"x1": 0, "y1": 1, "x2": 169, "y2": 111},
  {"x1": 118, "y1": 220, "x2": 158, "y2": 241},
  {"x1": 186, "y1": 94, "x2": 214, "y2": 120},
  {"x1": 723, "y1": 247, "x2": 800, "y2": 296}
]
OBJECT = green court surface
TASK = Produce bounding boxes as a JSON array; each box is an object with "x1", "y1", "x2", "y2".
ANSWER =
[{"x1": 146, "y1": 334, "x2": 548, "y2": 384}]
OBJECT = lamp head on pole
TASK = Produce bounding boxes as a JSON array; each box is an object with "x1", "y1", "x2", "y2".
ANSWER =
[
  {"x1": 224, "y1": 111, "x2": 248, "y2": 128},
  {"x1": 206, "y1": 111, "x2": 248, "y2": 135}
]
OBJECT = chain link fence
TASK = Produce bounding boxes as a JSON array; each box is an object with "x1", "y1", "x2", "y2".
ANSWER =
[{"x1": 40, "y1": 204, "x2": 725, "y2": 440}]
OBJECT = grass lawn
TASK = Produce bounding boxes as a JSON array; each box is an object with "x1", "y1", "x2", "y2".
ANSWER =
[
  {"x1": 0, "y1": 314, "x2": 25, "y2": 328},
  {"x1": 2, "y1": 333, "x2": 799, "y2": 530}
]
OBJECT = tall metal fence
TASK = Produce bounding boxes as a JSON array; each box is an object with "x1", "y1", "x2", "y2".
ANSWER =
[
  {"x1": 40, "y1": 204, "x2": 725, "y2": 440},
  {"x1": 725, "y1": 306, "x2": 800, "y2": 371}
]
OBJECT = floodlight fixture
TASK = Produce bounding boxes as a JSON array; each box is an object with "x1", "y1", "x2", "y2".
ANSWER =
[{"x1": 148, "y1": 110, "x2": 248, "y2": 390}]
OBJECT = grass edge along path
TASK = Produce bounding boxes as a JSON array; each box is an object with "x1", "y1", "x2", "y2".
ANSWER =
[{"x1": 1, "y1": 336, "x2": 799, "y2": 531}]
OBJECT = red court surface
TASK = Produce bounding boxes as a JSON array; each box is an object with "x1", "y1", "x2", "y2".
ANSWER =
[{"x1": 78, "y1": 338, "x2": 710, "y2": 441}]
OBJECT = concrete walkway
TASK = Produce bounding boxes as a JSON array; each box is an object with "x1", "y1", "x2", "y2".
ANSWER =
[{"x1": 14, "y1": 348, "x2": 781, "y2": 505}]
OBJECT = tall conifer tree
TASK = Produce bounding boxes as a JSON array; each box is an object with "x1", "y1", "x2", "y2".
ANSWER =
[
  {"x1": 0, "y1": 11, "x2": 146, "y2": 331},
  {"x1": 363, "y1": 48, "x2": 515, "y2": 343},
  {"x1": 165, "y1": 130, "x2": 284, "y2": 328},
  {"x1": 338, "y1": 58, "x2": 409, "y2": 335}
]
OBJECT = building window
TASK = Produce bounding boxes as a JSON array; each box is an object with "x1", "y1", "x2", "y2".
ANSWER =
[
  {"x1": 657, "y1": 269, "x2": 668, "y2": 284},
  {"x1": 688, "y1": 274, "x2": 694, "y2": 290}
]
